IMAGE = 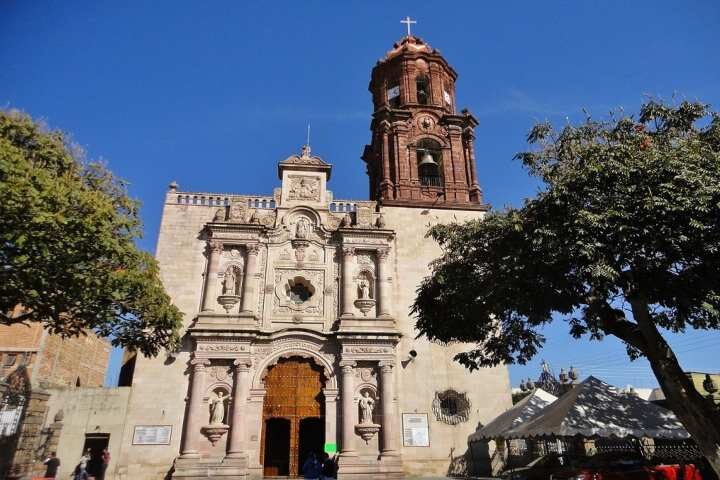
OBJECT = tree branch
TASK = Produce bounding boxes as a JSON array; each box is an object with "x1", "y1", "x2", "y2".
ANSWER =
[
  {"x1": 0, "y1": 309, "x2": 36, "y2": 325},
  {"x1": 587, "y1": 295, "x2": 647, "y2": 351}
]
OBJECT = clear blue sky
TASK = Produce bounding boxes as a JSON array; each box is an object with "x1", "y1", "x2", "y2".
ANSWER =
[{"x1": 3, "y1": 1, "x2": 719, "y2": 389}]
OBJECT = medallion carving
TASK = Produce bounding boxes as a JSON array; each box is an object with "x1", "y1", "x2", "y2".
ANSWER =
[{"x1": 207, "y1": 365, "x2": 232, "y2": 383}]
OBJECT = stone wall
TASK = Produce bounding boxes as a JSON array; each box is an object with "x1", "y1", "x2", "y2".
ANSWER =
[
  {"x1": 116, "y1": 195, "x2": 215, "y2": 480},
  {"x1": 381, "y1": 205, "x2": 512, "y2": 477}
]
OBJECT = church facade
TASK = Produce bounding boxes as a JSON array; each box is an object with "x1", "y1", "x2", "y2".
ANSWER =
[{"x1": 116, "y1": 35, "x2": 511, "y2": 479}]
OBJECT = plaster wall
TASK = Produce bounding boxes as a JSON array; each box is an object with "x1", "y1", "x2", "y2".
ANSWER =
[
  {"x1": 44, "y1": 387, "x2": 131, "y2": 480},
  {"x1": 380, "y1": 205, "x2": 512, "y2": 476}
]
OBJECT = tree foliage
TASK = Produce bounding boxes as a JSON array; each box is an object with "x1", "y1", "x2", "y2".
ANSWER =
[
  {"x1": 413, "y1": 100, "x2": 720, "y2": 473},
  {"x1": 0, "y1": 110, "x2": 182, "y2": 356},
  {"x1": 414, "y1": 100, "x2": 720, "y2": 368}
]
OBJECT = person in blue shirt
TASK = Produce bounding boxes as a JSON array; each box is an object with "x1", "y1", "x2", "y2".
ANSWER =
[{"x1": 301, "y1": 452, "x2": 322, "y2": 480}]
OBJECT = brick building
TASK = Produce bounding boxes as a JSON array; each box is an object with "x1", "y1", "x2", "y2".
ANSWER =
[{"x1": 0, "y1": 313, "x2": 111, "y2": 479}]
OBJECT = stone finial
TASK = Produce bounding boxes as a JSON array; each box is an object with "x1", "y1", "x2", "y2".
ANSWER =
[
  {"x1": 168, "y1": 181, "x2": 178, "y2": 192},
  {"x1": 375, "y1": 213, "x2": 386, "y2": 229}
]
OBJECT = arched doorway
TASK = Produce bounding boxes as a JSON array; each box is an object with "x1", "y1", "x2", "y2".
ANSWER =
[{"x1": 261, "y1": 357, "x2": 325, "y2": 477}]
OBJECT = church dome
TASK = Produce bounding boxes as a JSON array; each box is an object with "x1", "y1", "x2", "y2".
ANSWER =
[{"x1": 378, "y1": 35, "x2": 435, "y2": 63}]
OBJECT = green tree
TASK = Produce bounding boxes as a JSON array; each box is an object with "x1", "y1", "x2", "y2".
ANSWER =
[
  {"x1": 0, "y1": 110, "x2": 182, "y2": 357},
  {"x1": 413, "y1": 101, "x2": 720, "y2": 473}
]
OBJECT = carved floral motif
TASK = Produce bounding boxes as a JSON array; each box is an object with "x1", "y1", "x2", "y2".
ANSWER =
[
  {"x1": 197, "y1": 343, "x2": 247, "y2": 353},
  {"x1": 343, "y1": 346, "x2": 391, "y2": 354}
]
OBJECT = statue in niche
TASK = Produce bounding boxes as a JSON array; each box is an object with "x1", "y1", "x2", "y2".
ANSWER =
[
  {"x1": 209, "y1": 391, "x2": 228, "y2": 425},
  {"x1": 295, "y1": 218, "x2": 310, "y2": 239},
  {"x1": 358, "y1": 391, "x2": 375, "y2": 424},
  {"x1": 358, "y1": 279, "x2": 371, "y2": 299},
  {"x1": 222, "y1": 266, "x2": 242, "y2": 296}
]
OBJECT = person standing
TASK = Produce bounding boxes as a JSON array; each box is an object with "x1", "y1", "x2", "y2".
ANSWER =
[
  {"x1": 320, "y1": 452, "x2": 338, "y2": 480},
  {"x1": 301, "y1": 452, "x2": 321, "y2": 480},
  {"x1": 43, "y1": 452, "x2": 60, "y2": 479},
  {"x1": 98, "y1": 448, "x2": 110, "y2": 480},
  {"x1": 74, "y1": 448, "x2": 91, "y2": 480}
]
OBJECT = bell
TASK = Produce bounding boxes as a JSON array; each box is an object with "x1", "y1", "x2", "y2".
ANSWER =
[{"x1": 418, "y1": 150, "x2": 437, "y2": 166}]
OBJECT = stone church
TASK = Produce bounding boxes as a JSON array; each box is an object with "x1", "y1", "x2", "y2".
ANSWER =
[{"x1": 116, "y1": 33, "x2": 511, "y2": 479}]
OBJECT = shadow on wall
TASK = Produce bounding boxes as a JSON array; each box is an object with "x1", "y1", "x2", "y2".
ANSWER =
[{"x1": 447, "y1": 446, "x2": 471, "y2": 477}]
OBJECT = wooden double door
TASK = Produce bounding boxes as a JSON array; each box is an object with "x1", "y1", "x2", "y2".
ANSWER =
[{"x1": 261, "y1": 357, "x2": 325, "y2": 477}]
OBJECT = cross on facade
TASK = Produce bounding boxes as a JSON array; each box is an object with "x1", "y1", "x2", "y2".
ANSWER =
[{"x1": 401, "y1": 16, "x2": 417, "y2": 37}]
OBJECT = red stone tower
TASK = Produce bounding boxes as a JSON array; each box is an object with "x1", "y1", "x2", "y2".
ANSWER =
[{"x1": 363, "y1": 34, "x2": 485, "y2": 209}]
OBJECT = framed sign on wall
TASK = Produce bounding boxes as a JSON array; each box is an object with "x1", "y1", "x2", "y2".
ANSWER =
[
  {"x1": 132, "y1": 425, "x2": 173, "y2": 445},
  {"x1": 402, "y1": 413, "x2": 430, "y2": 447}
]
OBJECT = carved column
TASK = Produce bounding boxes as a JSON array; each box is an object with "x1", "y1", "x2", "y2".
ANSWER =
[
  {"x1": 323, "y1": 388, "x2": 339, "y2": 452},
  {"x1": 201, "y1": 241, "x2": 223, "y2": 311},
  {"x1": 339, "y1": 361, "x2": 357, "y2": 455},
  {"x1": 380, "y1": 362, "x2": 399, "y2": 456},
  {"x1": 341, "y1": 247, "x2": 355, "y2": 317},
  {"x1": 376, "y1": 248, "x2": 392, "y2": 318},
  {"x1": 380, "y1": 125, "x2": 392, "y2": 198},
  {"x1": 227, "y1": 359, "x2": 251, "y2": 458},
  {"x1": 180, "y1": 359, "x2": 210, "y2": 458},
  {"x1": 240, "y1": 244, "x2": 260, "y2": 314}
]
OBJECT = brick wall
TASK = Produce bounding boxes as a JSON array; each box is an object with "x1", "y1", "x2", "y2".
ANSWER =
[{"x1": 0, "y1": 324, "x2": 110, "y2": 388}]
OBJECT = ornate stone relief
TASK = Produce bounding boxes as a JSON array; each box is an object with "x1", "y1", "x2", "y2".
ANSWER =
[
  {"x1": 355, "y1": 204, "x2": 374, "y2": 227},
  {"x1": 355, "y1": 252, "x2": 375, "y2": 267},
  {"x1": 207, "y1": 365, "x2": 233, "y2": 383},
  {"x1": 343, "y1": 346, "x2": 392, "y2": 354},
  {"x1": 251, "y1": 337, "x2": 337, "y2": 387},
  {"x1": 324, "y1": 214, "x2": 343, "y2": 231},
  {"x1": 288, "y1": 175, "x2": 320, "y2": 201},
  {"x1": 355, "y1": 366, "x2": 377, "y2": 385},
  {"x1": 249, "y1": 209, "x2": 276, "y2": 227},
  {"x1": 197, "y1": 343, "x2": 248, "y2": 353},
  {"x1": 227, "y1": 200, "x2": 249, "y2": 223}
]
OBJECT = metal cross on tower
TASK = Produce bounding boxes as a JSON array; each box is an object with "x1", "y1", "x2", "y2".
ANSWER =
[{"x1": 401, "y1": 16, "x2": 417, "y2": 37}]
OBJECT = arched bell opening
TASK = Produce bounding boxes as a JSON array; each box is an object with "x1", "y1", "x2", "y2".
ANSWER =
[{"x1": 416, "y1": 138, "x2": 443, "y2": 187}]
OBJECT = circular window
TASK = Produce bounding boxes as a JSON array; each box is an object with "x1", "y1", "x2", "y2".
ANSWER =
[
  {"x1": 286, "y1": 277, "x2": 315, "y2": 305},
  {"x1": 432, "y1": 389, "x2": 471, "y2": 425}
]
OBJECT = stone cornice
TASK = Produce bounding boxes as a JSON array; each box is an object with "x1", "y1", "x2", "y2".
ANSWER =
[
  {"x1": 379, "y1": 199, "x2": 490, "y2": 211},
  {"x1": 338, "y1": 228, "x2": 395, "y2": 245},
  {"x1": 206, "y1": 223, "x2": 266, "y2": 239}
]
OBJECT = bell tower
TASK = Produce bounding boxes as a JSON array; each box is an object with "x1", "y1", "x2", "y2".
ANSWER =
[{"x1": 362, "y1": 29, "x2": 485, "y2": 209}]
